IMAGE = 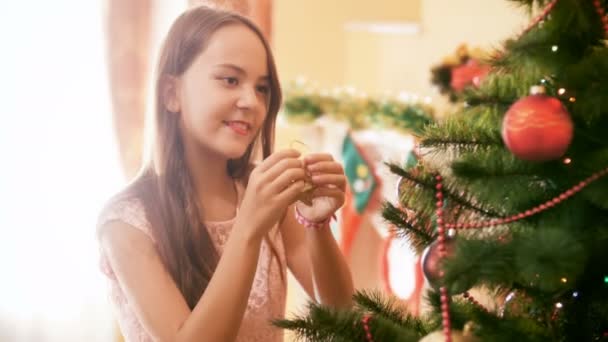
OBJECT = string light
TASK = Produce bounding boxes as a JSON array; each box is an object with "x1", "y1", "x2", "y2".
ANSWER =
[
  {"x1": 558, "y1": 88, "x2": 566, "y2": 95},
  {"x1": 551, "y1": 45, "x2": 559, "y2": 52}
]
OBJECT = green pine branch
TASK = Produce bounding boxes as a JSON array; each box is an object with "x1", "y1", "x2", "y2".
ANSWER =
[
  {"x1": 426, "y1": 289, "x2": 551, "y2": 341},
  {"x1": 273, "y1": 300, "x2": 425, "y2": 342},
  {"x1": 386, "y1": 163, "x2": 503, "y2": 218},
  {"x1": 353, "y1": 290, "x2": 432, "y2": 336},
  {"x1": 442, "y1": 229, "x2": 587, "y2": 295},
  {"x1": 464, "y1": 71, "x2": 544, "y2": 105},
  {"x1": 420, "y1": 107, "x2": 504, "y2": 151},
  {"x1": 561, "y1": 48, "x2": 608, "y2": 125},
  {"x1": 441, "y1": 236, "x2": 519, "y2": 294},
  {"x1": 451, "y1": 147, "x2": 548, "y2": 178},
  {"x1": 273, "y1": 303, "x2": 365, "y2": 342},
  {"x1": 497, "y1": 0, "x2": 606, "y2": 72},
  {"x1": 382, "y1": 202, "x2": 434, "y2": 254},
  {"x1": 578, "y1": 149, "x2": 608, "y2": 209},
  {"x1": 449, "y1": 148, "x2": 565, "y2": 213}
]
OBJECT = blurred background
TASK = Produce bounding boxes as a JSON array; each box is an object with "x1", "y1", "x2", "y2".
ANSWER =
[{"x1": 0, "y1": 0, "x2": 530, "y2": 340}]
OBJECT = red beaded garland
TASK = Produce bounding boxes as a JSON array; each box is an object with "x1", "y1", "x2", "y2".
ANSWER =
[
  {"x1": 513, "y1": 0, "x2": 608, "y2": 42},
  {"x1": 361, "y1": 315, "x2": 374, "y2": 342},
  {"x1": 435, "y1": 176, "x2": 453, "y2": 342},
  {"x1": 463, "y1": 291, "x2": 491, "y2": 313},
  {"x1": 519, "y1": 0, "x2": 559, "y2": 38},
  {"x1": 593, "y1": 0, "x2": 608, "y2": 37},
  {"x1": 433, "y1": 167, "x2": 607, "y2": 341},
  {"x1": 445, "y1": 167, "x2": 608, "y2": 230}
]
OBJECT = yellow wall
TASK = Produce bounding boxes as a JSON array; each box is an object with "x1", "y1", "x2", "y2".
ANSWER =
[
  {"x1": 273, "y1": 0, "x2": 421, "y2": 88},
  {"x1": 275, "y1": 0, "x2": 529, "y2": 113}
]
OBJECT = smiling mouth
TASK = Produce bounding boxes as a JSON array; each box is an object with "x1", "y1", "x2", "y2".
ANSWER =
[{"x1": 223, "y1": 120, "x2": 252, "y2": 136}]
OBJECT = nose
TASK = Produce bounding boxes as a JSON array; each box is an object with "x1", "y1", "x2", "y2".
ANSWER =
[{"x1": 236, "y1": 86, "x2": 260, "y2": 110}]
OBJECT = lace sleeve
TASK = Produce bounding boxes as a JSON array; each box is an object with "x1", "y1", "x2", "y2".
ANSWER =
[
  {"x1": 97, "y1": 197, "x2": 154, "y2": 242},
  {"x1": 96, "y1": 196, "x2": 155, "y2": 279}
]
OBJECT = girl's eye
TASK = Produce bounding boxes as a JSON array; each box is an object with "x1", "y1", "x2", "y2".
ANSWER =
[
  {"x1": 256, "y1": 85, "x2": 270, "y2": 94},
  {"x1": 222, "y1": 77, "x2": 239, "y2": 86}
]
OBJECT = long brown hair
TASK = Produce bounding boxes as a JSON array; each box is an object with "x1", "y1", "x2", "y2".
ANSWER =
[{"x1": 126, "y1": 6, "x2": 282, "y2": 309}]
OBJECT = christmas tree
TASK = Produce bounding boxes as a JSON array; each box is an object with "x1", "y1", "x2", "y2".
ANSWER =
[{"x1": 275, "y1": 0, "x2": 608, "y2": 341}]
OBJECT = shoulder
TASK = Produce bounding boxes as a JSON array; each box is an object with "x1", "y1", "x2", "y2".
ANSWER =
[
  {"x1": 98, "y1": 195, "x2": 149, "y2": 232},
  {"x1": 97, "y1": 175, "x2": 157, "y2": 243},
  {"x1": 97, "y1": 192, "x2": 160, "y2": 270}
]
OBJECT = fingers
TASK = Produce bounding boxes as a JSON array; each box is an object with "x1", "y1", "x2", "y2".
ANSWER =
[
  {"x1": 302, "y1": 153, "x2": 333, "y2": 165},
  {"x1": 270, "y1": 167, "x2": 308, "y2": 194},
  {"x1": 311, "y1": 174, "x2": 347, "y2": 191},
  {"x1": 276, "y1": 180, "x2": 307, "y2": 204},
  {"x1": 256, "y1": 149, "x2": 301, "y2": 173},
  {"x1": 306, "y1": 161, "x2": 344, "y2": 175},
  {"x1": 253, "y1": 150, "x2": 347, "y2": 206},
  {"x1": 304, "y1": 156, "x2": 346, "y2": 191},
  {"x1": 262, "y1": 157, "x2": 304, "y2": 183}
]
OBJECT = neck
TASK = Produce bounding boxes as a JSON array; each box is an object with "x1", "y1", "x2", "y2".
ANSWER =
[{"x1": 183, "y1": 140, "x2": 237, "y2": 207}]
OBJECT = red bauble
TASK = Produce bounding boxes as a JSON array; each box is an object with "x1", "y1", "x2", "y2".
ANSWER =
[
  {"x1": 502, "y1": 90, "x2": 573, "y2": 161},
  {"x1": 450, "y1": 59, "x2": 491, "y2": 92}
]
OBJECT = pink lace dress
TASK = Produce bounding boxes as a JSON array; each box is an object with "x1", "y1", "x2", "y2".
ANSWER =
[{"x1": 97, "y1": 182, "x2": 287, "y2": 341}]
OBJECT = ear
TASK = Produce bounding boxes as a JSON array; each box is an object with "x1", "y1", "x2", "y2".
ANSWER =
[{"x1": 161, "y1": 75, "x2": 181, "y2": 113}]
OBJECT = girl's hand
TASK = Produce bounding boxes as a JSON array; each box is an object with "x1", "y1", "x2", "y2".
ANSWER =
[
  {"x1": 235, "y1": 149, "x2": 308, "y2": 242},
  {"x1": 296, "y1": 153, "x2": 346, "y2": 222}
]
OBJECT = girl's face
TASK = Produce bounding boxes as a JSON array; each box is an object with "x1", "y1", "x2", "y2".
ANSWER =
[{"x1": 169, "y1": 23, "x2": 270, "y2": 161}]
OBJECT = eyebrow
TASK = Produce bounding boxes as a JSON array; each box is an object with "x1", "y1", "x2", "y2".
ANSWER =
[{"x1": 215, "y1": 63, "x2": 269, "y2": 81}]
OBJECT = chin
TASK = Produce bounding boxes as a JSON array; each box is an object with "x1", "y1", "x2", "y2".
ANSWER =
[
  {"x1": 222, "y1": 144, "x2": 252, "y2": 160},
  {"x1": 211, "y1": 134, "x2": 257, "y2": 161}
]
